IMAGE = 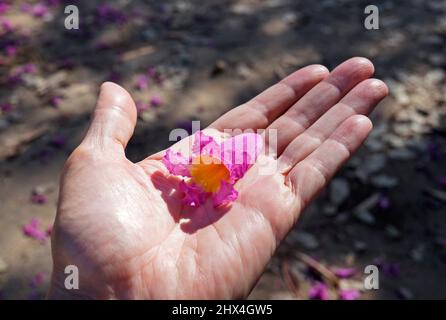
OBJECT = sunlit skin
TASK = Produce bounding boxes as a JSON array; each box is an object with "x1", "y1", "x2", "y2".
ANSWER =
[{"x1": 49, "y1": 57, "x2": 388, "y2": 299}]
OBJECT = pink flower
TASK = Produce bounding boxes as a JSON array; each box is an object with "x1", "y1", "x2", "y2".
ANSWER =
[
  {"x1": 179, "y1": 181, "x2": 206, "y2": 207},
  {"x1": 339, "y1": 289, "x2": 361, "y2": 300},
  {"x1": 45, "y1": 0, "x2": 61, "y2": 6},
  {"x1": 50, "y1": 96, "x2": 62, "y2": 108},
  {"x1": 136, "y1": 101, "x2": 150, "y2": 114},
  {"x1": 147, "y1": 67, "x2": 157, "y2": 78},
  {"x1": 23, "y1": 218, "x2": 48, "y2": 243},
  {"x1": 95, "y1": 4, "x2": 127, "y2": 25},
  {"x1": 162, "y1": 131, "x2": 263, "y2": 207},
  {"x1": 0, "y1": 103, "x2": 13, "y2": 113},
  {"x1": 164, "y1": 149, "x2": 191, "y2": 177},
  {"x1": 0, "y1": 18, "x2": 13, "y2": 32},
  {"x1": 32, "y1": 3, "x2": 49, "y2": 18},
  {"x1": 5, "y1": 45, "x2": 18, "y2": 57},
  {"x1": 31, "y1": 193, "x2": 48, "y2": 204},
  {"x1": 308, "y1": 282, "x2": 330, "y2": 300},
  {"x1": 213, "y1": 180, "x2": 238, "y2": 207},
  {"x1": 0, "y1": 2, "x2": 10, "y2": 15},
  {"x1": 147, "y1": 67, "x2": 163, "y2": 83},
  {"x1": 135, "y1": 75, "x2": 149, "y2": 90},
  {"x1": 150, "y1": 95, "x2": 162, "y2": 107},
  {"x1": 21, "y1": 63, "x2": 37, "y2": 74},
  {"x1": 333, "y1": 267, "x2": 357, "y2": 279},
  {"x1": 21, "y1": 3, "x2": 32, "y2": 13}
]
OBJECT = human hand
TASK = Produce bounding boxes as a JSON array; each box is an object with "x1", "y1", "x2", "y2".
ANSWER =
[{"x1": 48, "y1": 57, "x2": 388, "y2": 299}]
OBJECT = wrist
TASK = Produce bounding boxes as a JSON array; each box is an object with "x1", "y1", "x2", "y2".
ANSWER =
[{"x1": 47, "y1": 268, "x2": 112, "y2": 300}]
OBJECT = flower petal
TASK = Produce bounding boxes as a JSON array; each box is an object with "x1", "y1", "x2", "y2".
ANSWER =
[
  {"x1": 180, "y1": 181, "x2": 207, "y2": 207},
  {"x1": 308, "y1": 282, "x2": 329, "y2": 300},
  {"x1": 333, "y1": 267, "x2": 357, "y2": 279},
  {"x1": 23, "y1": 218, "x2": 47, "y2": 243},
  {"x1": 212, "y1": 181, "x2": 238, "y2": 207},
  {"x1": 162, "y1": 149, "x2": 191, "y2": 176},
  {"x1": 339, "y1": 289, "x2": 361, "y2": 300},
  {"x1": 192, "y1": 131, "x2": 220, "y2": 158},
  {"x1": 220, "y1": 133, "x2": 263, "y2": 180}
]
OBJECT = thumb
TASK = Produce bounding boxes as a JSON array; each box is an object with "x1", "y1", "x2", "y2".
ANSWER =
[{"x1": 82, "y1": 82, "x2": 137, "y2": 153}]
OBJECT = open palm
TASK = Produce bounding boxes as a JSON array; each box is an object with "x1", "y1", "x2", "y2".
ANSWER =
[{"x1": 49, "y1": 57, "x2": 388, "y2": 299}]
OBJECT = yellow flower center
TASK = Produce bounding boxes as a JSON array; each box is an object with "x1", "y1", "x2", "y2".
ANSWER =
[{"x1": 190, "y1": 155, "x2": 230, "y2": 193}]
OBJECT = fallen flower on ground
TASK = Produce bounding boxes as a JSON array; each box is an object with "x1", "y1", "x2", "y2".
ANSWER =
[
  {"x1": 339, "y1": 288, "x2": 361, "y2": 300},
  {"x1": 23, "y1": 218, "x2": 48, "y2": 243},
  {"x1": 31, "y1": 3, "x2": 49, "y2": 18},
  {"x1": 135, "y1": 74, "x2": 149, "y2": 90},
  {"x1": 0, "y1": 103, "x2": 13, "y2": 113},
  {"x1": 136, "y1": 101, "x2": 150, "y2": 114},
  {"x1": 50, "y1": 96, "x2": 62, "y2": 108},
  {"x1": 333, "y1": 267, "x2": 357, "y2": 279},
  {"x1": 162, "y1": 131, "x2": 263, "y2": 208},
  {"x1": 308, "y1": 282, "x2": 330, "y2": 300},
  {"x1": 0, "y1": 2, "x2": 10, "y2": 15},
  {"x1": 150, "y1": 95, "x2": 162, "y2": 107},
  {"x1": 31, "y1": 193, "x2": 47, "y2": 204},
  {"x1": 0, "y1": 18, "x2": 13, "y2": 32},
  {"x1": 5, "y1": 44, "x2": 18, "y2": 57}
]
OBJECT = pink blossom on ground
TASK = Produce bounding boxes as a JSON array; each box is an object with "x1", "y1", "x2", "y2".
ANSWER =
[
  {"x1": 0, "y1": 103, "x2": 13, "y2": 113},
  {"x1": 45, "y1": 0, "x2": 61, "y2": 7},
  {"x1": 333, "y1": 267, "x2": 357, "y2": 279},
  {"x1": 5, "y1": 45, "x2": 18, "y2": 57},
  {"x1": 150, "y1": 95, "x2": 162, "y2": 107},
  {"x1": 6, "y1": 64, "x2": 37, "y2": 86},
  {"x1": 21, "y1": 63, "x2": 37, "y2": 74},
  {"x1": 135, "y1": 101, "x2": 150, "y2": 114},
  {"x1": 23, "y1": 218, "x2": 48, "y2": 243},
  {"x1": 146, "y1": 67, "x2": 163, "y2": 83},
  {"x1": 339, "y1": 289, "x2": 361, "y2": 300},
  {"x1": 0, "y1": 2, "x2": 10, "y2": 15},
  {"x1": 21, "y1": 3, "x2": 32, "y2": 13},
  {"x1": 0, "y1": 18, "x2": 13, "y2": 32},
  {"x1": 31, "y1": 3, "x2": 49, "y2": 18},
  {"x1": 135, "y1": 75, "x2": 149, "y2": 90},
  {"x1": 147, "y1": 67, "x2": 157, "y2": 78},
  {"x1": 50, "y1": 96, "x2": 62, "y2": 108},
  {"x1": 308, "y1": 282, "x2": 330, "y2": 300},
  {"x1": 31, "y1": 193, "x2": 48, "y2": 204},
  {"x1": 6, "y1": 73, "x2": 22, "y2": 86},
  {"x1": 95, "y1": 4, "x2": 127, "y2": 25}
]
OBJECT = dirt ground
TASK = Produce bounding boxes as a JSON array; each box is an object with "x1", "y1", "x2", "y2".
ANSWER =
[{"x1": 1, "y1": 0, "x2": 446, "y2": 299}]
